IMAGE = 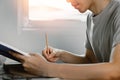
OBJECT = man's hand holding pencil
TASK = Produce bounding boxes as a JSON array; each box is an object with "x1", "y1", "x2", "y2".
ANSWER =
[{"x1": 42, "y1": 33, "x2": 61, "y2": 62}]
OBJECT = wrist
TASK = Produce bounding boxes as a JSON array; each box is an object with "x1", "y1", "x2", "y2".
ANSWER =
[
  {"x1": 55, "y1": 49, "x2": 65, "y2": 60},
  {"x1": 46, "y1": 62, "x2": 52, "y2": 77},
  {"x1": 42, "y1": 61, "x2": 50, "y2": 77},
  {"x1": 43, "y1": 62, "x2": 49, "y2": 77},
  {"x1": 47, "y1": 62, "x2": 62, "y2": 78}
]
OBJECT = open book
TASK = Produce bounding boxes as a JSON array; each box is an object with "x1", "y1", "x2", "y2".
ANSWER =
[{"x1": 0, "y1": 41, "x2": 29, "y2": 62}]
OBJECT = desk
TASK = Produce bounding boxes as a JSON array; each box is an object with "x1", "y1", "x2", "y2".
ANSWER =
[
  {"x1": 0, "y1": 68, "x2": 61, "y2": 80},
  {"x1": 0, "y1": 67, "x2": 61, "y2": 80}
]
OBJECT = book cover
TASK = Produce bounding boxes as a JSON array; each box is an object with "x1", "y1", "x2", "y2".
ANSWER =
[{"x1": 0, "y1": 41, "x2": 29, "y2": 62}]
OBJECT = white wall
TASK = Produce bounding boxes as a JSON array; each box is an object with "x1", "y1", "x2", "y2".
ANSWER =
[{"x1": 0, "y1": 0, "x2": 86, "y2": 56}]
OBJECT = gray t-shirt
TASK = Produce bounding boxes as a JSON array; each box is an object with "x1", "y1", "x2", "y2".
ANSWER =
[{"x1": 85, "y1": 0, "x2": 120, "y2": 62}]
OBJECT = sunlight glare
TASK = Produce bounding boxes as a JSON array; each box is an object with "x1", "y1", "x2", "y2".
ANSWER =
[{"x1": 29, "y1": 0, "x2": 83, "y2": 20}]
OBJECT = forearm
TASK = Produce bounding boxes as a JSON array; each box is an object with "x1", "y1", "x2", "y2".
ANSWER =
[
  {"x1": 59, "y1": 49, "x2": 98, "y2": 64},
  {"x1": 47, "y1": 62, "x2": 115, "y2": 80},
  {"x1": 59, "y1": 50, "x2": 89, "y2": 64}
]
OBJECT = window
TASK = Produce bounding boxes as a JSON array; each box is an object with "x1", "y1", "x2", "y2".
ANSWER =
[
  {"x1": 29, "y1": 0, "x2": 86, "y2": 20},
  {"x1": 17, "y1": 0, "x2": 89, "y2": 32}
]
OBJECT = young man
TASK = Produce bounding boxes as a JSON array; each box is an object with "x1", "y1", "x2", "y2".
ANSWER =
[{"x1": 10, "y1": 0, "x2": 120, "y2": 79}]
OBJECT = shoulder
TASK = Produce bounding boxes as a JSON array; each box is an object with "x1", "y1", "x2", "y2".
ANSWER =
[
  {"x1": 112, "y1": 0, "x2": 120, "y2": 10},
  {"x1": 110, "y1": 0, "x2": 120, "y2": 28},
  {"x1": 113, "y1": 0, "x2": 120, "y2": 4},
  {"x1": 110, "y1": 0, "x2": 120, "y2": 11},
  {"x1": 114, "y1": 0, "x2": 120, "y2": 3}
]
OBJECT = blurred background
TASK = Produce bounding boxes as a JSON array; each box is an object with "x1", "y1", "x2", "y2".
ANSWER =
[{"x1": 0, "y1": 0, "x2": 87, "y2": 64}]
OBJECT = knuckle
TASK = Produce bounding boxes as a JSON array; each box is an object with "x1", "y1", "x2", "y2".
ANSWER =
[{"x1": 23, "y1": 63, "x2": 28, "y2": 68}]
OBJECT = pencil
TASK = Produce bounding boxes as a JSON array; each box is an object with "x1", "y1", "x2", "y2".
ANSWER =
[{"x1": 45, "y1": 33, "x2": 49, "y2": 54}]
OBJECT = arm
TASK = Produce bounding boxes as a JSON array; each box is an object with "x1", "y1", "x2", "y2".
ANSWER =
[
  {"x1": 59, "y1": 49, "x2": 98, "y2": 64},
  {"x1": 42, "y1": 47, "x2": 98, "y2": 64},
  {"x1": 9, "y1": 44, "x2": 120, "y2": 80},
  {"x1": 46, "y1": 44, "x2": 120, "y2": 80}
]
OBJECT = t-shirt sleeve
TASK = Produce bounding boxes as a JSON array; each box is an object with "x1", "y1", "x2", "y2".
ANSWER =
[
  {"x1": 85, "y1": 32, "x2": 93, "y2": 50},
  {"x1": 112, "y1": 8, "x2": 120, "y2": 47},
  {"x1": 85, "y1": 13, "x2": 93, "y2": 50}
]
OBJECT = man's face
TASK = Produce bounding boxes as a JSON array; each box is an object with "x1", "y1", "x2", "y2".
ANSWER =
[{"x1": 66, "y1": 0, "x2": 90, "y2": 13}]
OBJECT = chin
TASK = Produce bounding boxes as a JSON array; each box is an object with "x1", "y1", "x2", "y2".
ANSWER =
[
  {"x1": 79, "y1": 10, "x2": 86, "y2": 13},
  {"x1": 76, "y1": 8, "x2": 86, "y2": 13},
  {"x1": 76, "y1": 7, "x2": 87, "y2": 13}
]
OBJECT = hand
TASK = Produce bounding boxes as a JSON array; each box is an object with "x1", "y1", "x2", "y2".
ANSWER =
[
  {"x1": 9, "y1": 51, "x2": 49, "y2": 76},
  {"x1": 42, "y1": 47, "x2": 62, "y2": 62}
]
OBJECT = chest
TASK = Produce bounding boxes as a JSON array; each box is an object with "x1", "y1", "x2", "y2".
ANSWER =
[
  {"x1": 92, "y1": 25, "x2": 112, "y2": 49},
  {"x1": 88, "y1": 16, "x2": 114, "y2": 50}
]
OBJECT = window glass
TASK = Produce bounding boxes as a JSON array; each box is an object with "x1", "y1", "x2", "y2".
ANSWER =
[{"x1": 29, "y1": 0, "x2": 85, "y2": 20}]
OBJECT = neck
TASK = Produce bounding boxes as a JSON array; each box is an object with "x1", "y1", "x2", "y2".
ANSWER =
[{"x1": 89, "y1": 0, "x2": 111, "y2": 16}]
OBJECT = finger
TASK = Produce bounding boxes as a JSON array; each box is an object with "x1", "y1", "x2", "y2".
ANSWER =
[
  {"x1": 49, "y1": 57, "x2": 58, "y2": 62},
  {"x1": 9, "y1": 51, "x2": 26, "y2": 62},
  {"x1": 48, "y1": 52, "x2": 56, "y2": 58},
  {"x1": 42, "y1": 50, "x2": 49, "y2": 58},
  {"x1": 42, "y1": 48, "x2": 48, "y2": 54},
  {"x1": 49, "y1": 48, "x2": 53, "y2": 53},
  {"x1": 45, "y1": 47, "x2": 49, "y2": 55}
]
